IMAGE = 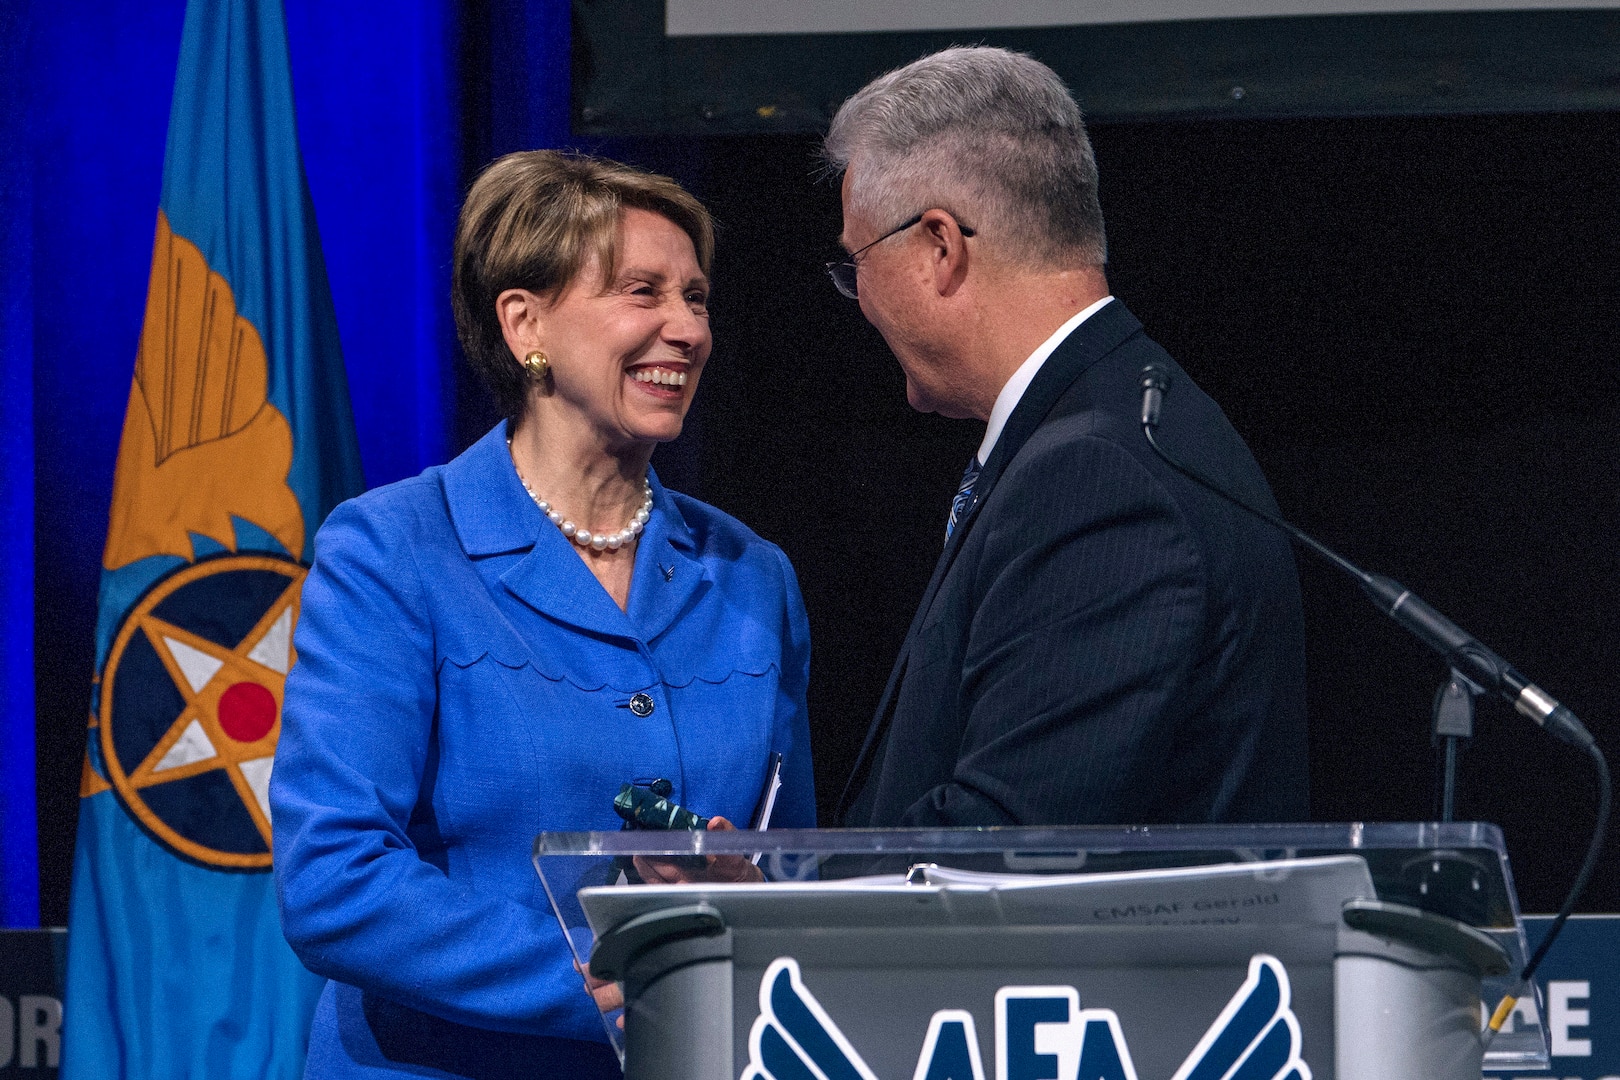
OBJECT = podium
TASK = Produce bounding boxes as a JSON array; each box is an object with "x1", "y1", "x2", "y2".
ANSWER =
[{"x1": 533, "y1": 823, "x2": 1548, "y2": 1079}]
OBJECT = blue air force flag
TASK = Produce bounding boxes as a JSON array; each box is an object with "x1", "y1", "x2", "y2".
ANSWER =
[{"x1": 61, "y1": 0, "x2": 364, "y2": 1075}]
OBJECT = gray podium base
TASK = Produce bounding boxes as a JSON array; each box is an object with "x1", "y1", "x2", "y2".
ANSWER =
[
  {"x1": 610, "y1": 916, "x2": 1509, "y2": 1080},
  {"x1": 1335, "y1": 900, "x2": 1510, "y2": 1080},
  {"x1": 617, "y1": 924, "x2": 734, "y2": 1080},
  {"x1": 1334, "y1": 950, "x2": 1482, "y2": 1080},
  {"x1": 591, "y1": 870, "x2": 1515, "y2": 1080}
]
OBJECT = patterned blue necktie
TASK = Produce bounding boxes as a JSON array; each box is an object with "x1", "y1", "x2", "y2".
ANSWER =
[{"x1": 945, "y1": 456, "x2": 981, "y2": 543}]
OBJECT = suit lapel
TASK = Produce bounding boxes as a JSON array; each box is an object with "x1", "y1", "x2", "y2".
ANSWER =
[
  {"x1": 837, "y1": 299, "x2": 1144, "y2": 821},
  {"x1": 972, "y1": 300, "x2": 1141, "y2": 515},
  {"x1": 442, "y1": 422, "x2": 541, "y2": 559},
  {"x1": 444, "y1": 424, "x2": 702, "y2": 643},
  {"x1": 498, "y1": 543, "x2": 639, "y2": 640},
  {"x1": 625, "y1": 476, "x2": 712, "y2": 645}
]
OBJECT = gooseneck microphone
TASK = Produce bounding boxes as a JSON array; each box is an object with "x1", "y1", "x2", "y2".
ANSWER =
[
  {"x1": 1137, "y1": 362, "x2": 1610, "y2": 1030},
  {"x1": 1137, "y1": 364, "x2": 1592, "y2": 748}
]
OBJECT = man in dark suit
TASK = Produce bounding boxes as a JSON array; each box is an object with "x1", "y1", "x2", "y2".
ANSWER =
[{"x1": 827, "y1": 46, "x2": 1309, "y2": 827}]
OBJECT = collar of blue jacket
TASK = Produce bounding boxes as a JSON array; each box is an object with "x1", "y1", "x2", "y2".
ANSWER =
[{"x1": 442, "y1": 422, "x2": 710, "y2": 646}]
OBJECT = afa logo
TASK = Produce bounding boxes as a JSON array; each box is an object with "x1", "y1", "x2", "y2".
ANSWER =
[
  {"x1": 743, "y1": 954, "x2": 1310, "y2": 1080},
  {"x1": 95, "y1": 554, "x2": 305, "y2": 870}
]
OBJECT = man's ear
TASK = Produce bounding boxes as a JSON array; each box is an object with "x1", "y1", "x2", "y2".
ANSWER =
[
  {"x1": 920, "y1": 211, "x2": 971, "y2": 297},
  {"x1": 495, "y1": 287, "x2": 545, "y2": 360}
]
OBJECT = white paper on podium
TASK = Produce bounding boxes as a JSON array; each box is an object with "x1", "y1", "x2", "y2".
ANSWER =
[{"x1": 579, "y1": 854, "x2": 1375, "y2": 937}]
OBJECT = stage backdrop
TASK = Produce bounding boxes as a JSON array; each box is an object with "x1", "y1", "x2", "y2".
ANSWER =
[
  {"x1": 10, "y1": 0, "x2": 1620, "y2": 931},
  {"x1": 577, "y1": 0, "x2": 1620, "y2": 134},
  {"x1": 14, "y1": 0, "x2": 566, "y2": 926}
]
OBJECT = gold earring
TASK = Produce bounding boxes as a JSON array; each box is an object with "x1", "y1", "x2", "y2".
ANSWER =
[{"x1": 523, "y1": 350, "x2": 550, "y2": 381}]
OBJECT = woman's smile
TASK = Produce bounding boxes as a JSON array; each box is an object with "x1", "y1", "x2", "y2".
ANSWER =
[{"x1": 627, "y1": 363, "x2": 690, "y2": 394}]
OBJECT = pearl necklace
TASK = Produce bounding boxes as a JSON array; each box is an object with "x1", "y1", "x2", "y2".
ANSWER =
[{"x1": 508, "y1": 439, "x2": 652, "y2": 552}]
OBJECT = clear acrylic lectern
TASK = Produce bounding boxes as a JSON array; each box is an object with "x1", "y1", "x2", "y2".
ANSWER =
[{"x1": 533, "y1": 823, "x2": 1547, "y2": 1080}]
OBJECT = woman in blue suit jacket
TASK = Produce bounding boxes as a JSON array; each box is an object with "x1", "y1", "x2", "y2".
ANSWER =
[{"x1": 270, "y1": 152, "x2": 815, "y2": 1079}]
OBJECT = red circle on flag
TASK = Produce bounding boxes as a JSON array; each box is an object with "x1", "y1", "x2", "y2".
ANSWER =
[{"x1": 219, "y1": 682, "x2": 277, "y2": 743}]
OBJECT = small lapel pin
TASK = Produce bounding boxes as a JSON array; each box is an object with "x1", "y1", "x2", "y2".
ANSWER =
[{"x1": 660, "y1": 564, "x2": 675, "y2": 582}]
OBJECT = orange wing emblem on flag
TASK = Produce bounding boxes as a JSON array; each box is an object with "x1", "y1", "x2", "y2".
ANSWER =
[{"x1": 103, "y1": 211, "x2": 305, "y2": 570}]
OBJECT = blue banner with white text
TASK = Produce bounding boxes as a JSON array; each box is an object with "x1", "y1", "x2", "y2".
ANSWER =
[{"x1": 1487, "y1": 916, "x2": 1620, "y2": 1080}]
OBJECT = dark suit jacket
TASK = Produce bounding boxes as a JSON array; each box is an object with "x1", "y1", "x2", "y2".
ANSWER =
[{"x1": 840, "y1": 300, "x2": 1309, "y2": 827}]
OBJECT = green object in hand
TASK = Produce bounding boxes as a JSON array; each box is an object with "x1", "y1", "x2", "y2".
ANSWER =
[{"x1": 614, "y1": 780, "x2": 711, "y2": 831}]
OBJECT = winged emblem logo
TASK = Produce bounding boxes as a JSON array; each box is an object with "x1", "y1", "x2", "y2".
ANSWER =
[{"x1": 742, "y1": 954, "x2": 1310, "y2": 1080}]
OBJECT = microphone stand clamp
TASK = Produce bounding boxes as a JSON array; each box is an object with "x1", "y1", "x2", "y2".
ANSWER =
[{"x1": 1432, "y1": 669, "x2": 1481, "y2": 823}]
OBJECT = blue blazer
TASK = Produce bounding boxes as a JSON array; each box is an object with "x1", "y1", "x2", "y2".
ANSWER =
[
  {"x1": 272, "y1": 423, "x2": 814, "y2": 1079},
  {"x1": 840, "y1": 299, "x2": 1309, "y2": 827}
]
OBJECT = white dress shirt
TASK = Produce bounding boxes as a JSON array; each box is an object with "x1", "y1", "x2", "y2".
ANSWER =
[{"x1": 976, "y1": 295, "x2": 1115, "y2": 466}]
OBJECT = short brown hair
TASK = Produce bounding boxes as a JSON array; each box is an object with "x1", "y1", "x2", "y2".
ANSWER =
[{"x1": 452, "y1": 151, "x2": 715, "y2": 419}]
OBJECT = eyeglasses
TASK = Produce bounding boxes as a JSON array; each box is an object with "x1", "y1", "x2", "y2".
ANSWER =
[{"x1": 825, "y1": 212, "x2": 976, "y2": 300}]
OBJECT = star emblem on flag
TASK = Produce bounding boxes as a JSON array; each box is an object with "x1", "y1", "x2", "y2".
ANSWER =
[{"x1": 98, "y1": 553, "x2": 306, "y2": 869}]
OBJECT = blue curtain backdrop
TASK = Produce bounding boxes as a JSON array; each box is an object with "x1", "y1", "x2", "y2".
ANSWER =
[
  {"x1": 0, "y1": 0, "x2": 39, "y2": 928},
  {"x1": 5, "y1": 0, "x2": 572, "y2": 926}
]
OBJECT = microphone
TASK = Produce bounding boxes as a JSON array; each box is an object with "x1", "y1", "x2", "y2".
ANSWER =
[
  {"x1": 1139, "y1": 364, "x2": 1170, "y2": 428},
  {"x1": 1137, "y1": 363, "x2": 1612, "y2": 1029},
  {"x1": 1136, "y1": 364, "x2": 1593, "y2": 750}
]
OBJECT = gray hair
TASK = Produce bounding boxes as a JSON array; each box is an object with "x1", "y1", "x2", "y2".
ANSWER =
[{"x1": 824, "y1": 46, "x2": 1106, "y2": 268}]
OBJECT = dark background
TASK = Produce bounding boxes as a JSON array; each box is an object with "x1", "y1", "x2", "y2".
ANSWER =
[
  {"x1": 26, "y1": 7, "x2": 1620, "y2": 922},
  {"x1": 604, "y1": 114, "x2": 1620, "y2": 916}
]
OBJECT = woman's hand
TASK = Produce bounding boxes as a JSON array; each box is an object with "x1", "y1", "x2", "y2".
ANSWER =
[
  {"x1": 580, "y1": 962, "x2": 625, "y2": 1014},
  {"x1": 587, "y1": 819, "x2": 761, "y2": 1029},
  {"x1": 632, "y1": 816, "x2": 765, "y2": 884},
  {"x1": 577, "y1": 959, "x2": 625, "y2": 1029}
]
